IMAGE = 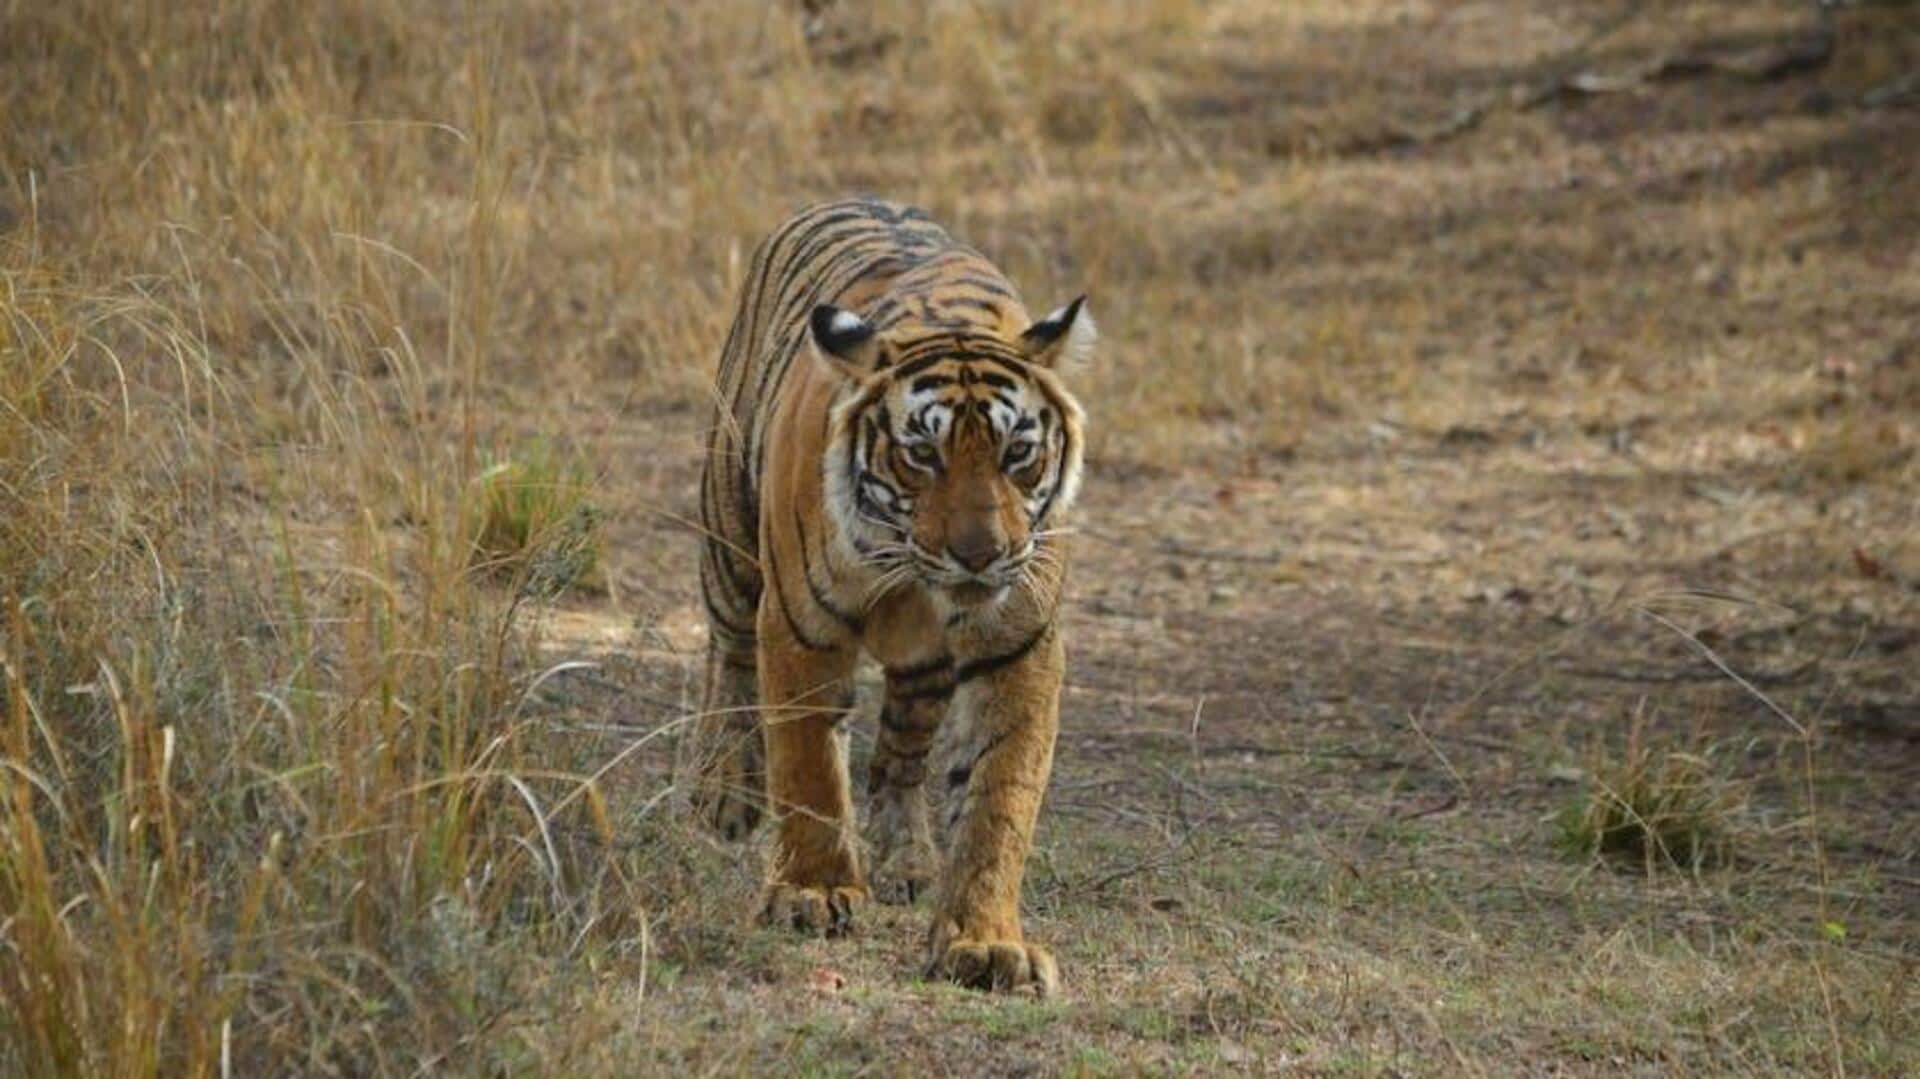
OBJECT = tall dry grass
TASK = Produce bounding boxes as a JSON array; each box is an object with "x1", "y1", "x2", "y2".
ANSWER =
[
  {"x1": 2, "y1": 3, "x2": 728, "y2": 1070},
  {"x1": 0, "y1": 1, "x2": 1226, "y2": 1068}
]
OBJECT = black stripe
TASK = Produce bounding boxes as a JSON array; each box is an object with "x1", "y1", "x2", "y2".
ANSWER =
[
  {"x1": 705, "y1": 425, "x2": 761, "y2": 586},
  {"x1": 889, "y1": 354, "x2": 953, "y2": 380},
  {"x1": 887, "y1": 652, "x2": 957, "y2": 702},
  {"x1": 888, "y1": 350, "x2": 1031, "y2": 384},
  {"x1": 855, "y1": 197, "x2": 916, "y2": 225},
  {"x1": 700, "y1": 562, "x2": 756, "y2": 613},
  {"x1": 795, "y1": 504, "x2": 862, "y2": 632},
  {"x1": 955, "y1": 625, "x2": 1050, "y2": 684},
  {"x1": 1031, "y1": 412, "x2": 1061, "y2": 526},
  {"x1": 970, "y1": 727, "x2": 1013, "y2": 771},
  {"x1": 879, "y1": 707, "x2": 941, "y2": 736},
  {"x1": 886, "y1": 653, "x2": 955, "y2": 681},
  {"x1": 959, "y1": 353, "x2": 1034, "y2": 379},
  {"x1": 896, "y1": 682, "x2": 955, "y2": 703},
  {"x1": 841, "y1": 414, "x2": 865, "y2": 526},
  {"x1": 948, "y1": 273, "x2": 1016, "y2": 297},
  {"x1": 856, "y1": 480, "x2": 894, "y2": 521},
  {"x1": 701, "y1": 589, "x2": 757, "y2": 639},
  {"x1": 890, "y1": 336, "x2": 1027, "y2": 364},
  {"x1": 891, "y1": 327, "x2": 1023, "y2": 352},
  {"x1": 945, "y1": 727, "x2": 1015, "y2": 791},
  {"x1": 763, "y1": 523, "x2": 839, "y2": 652},
  {"x1": 703, "y1": 536, "x2": 759, "y2": 598},
  {"x1": 1031, "y1": 399, "x2": 1075, "y2": 529},
  {"x1": 944, "y1": 295, "x2": 1005, "y2": 318},
  {"x1": 858, "y1": 416, "x2": 879, "y2": 477}
]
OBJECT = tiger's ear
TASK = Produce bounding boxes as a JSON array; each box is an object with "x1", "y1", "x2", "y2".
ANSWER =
[
  {"x1": 1018, "y1": 295, "x2": 1096, "y2": 370},
  {"x1": 810, "y1": 304, "x2": 882, "y2": 379}
]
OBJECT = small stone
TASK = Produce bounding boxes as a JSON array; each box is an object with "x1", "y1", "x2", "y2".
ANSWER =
[{"x1": 1218, "y1": 1040, "x2": 1255, "y2": 1065}]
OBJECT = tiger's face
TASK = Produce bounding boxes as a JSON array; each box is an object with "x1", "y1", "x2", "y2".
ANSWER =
[{"x1": 812, "y1": 300, "x2": 1095, "y2": 609}]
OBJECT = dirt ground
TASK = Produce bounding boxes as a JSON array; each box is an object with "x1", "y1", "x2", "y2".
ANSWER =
[{"x1": 518, "y1": 5, "x2": 1917, "y2": 1070}]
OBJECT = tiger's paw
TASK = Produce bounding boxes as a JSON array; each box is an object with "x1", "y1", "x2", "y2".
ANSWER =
[
  {"x1": 866, "y1": 803, "x2": 937, "y2": 905},
  {"x1": 927, "y1": 932, "x2": 1058, "y2": 997},
  {"x1": 761, "y1": 882, "x2": 867, "y2": 938},
  {"x1": 694, "y1": 783, "x2": 762, "y2": 843},
  {"x1": 868, "y1": 843, "x2": 937, "y2": 905},
  {"x1": 687, "y1": 735, "x2": 764, "y2": 842}
]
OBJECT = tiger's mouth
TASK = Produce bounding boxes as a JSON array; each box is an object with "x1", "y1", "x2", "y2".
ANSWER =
[{"x1": 945, "y1": 580, "x2": 1007, "y2": 608}]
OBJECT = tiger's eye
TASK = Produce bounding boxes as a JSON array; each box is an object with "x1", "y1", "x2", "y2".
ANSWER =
[{"x1": 907, "y1": 443, "x2": 939, "y2": 468}]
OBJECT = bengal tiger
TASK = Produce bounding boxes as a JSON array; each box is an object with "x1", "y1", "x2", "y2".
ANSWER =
[{"x1": 688, "y1": 197, "x2": 1094, "y2": 996}]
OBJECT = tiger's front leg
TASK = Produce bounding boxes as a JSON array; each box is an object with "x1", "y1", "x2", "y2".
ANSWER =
[
  {"x1": 865, "y1": 656, "x2": 953, "y2": 905},
  {"x1": 926, "y1": 627, "x2": 1063, "y2": 996},
  {"x1": 756, "y1": 614, "x2": 866, "y2": 937},
  {"x1": 686, "y1": 634, "x2": 765, "y2": 842}
]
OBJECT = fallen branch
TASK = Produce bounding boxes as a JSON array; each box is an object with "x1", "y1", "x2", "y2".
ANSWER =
[{"x1": 1561, "y1": 657, "x2": 1819, "y2": 687}]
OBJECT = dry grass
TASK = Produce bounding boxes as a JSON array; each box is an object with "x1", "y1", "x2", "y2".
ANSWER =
[
  {"x1": 1556, "y1": 708, "x2": 1741, "y2": 871},
  {"x1": 3, "y1": 0, "x2": 1916, "y2": 1074}
]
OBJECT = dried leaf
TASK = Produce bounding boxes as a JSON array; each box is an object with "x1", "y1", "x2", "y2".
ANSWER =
[
  {"x1": 584, "y1": 781, "x2": 614, "y2": 843},
  {"x1": 1853, "y1": 547, "x2": 1885, "y2": 581}
]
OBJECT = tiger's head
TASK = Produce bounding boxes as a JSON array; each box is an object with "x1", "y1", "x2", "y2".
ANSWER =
[{"x1": 811, "y1": 298, "x2": 1095, "y2": 609}]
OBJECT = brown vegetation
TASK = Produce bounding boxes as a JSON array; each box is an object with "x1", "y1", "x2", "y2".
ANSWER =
[{"x1": 2, "y1": 0, "x2": 1914, "y2": 1073}]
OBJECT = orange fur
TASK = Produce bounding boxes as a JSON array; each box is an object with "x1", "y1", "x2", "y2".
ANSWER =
[{"x1": 686, "y1": 198, "x2": 1093, "y2": 995}]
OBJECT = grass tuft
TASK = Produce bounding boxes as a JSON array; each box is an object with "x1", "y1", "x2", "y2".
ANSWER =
[
  {"x1": 1556, "y1": 717, "x2": 1740, "y2": 872},
  {"x1": 467, "y1": 440, "x2": 604, "y2": 597}
]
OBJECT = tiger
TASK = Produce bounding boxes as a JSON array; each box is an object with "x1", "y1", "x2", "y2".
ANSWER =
[{"x1": 687, "y1": 197, "x2": 1094, "y2": 996}]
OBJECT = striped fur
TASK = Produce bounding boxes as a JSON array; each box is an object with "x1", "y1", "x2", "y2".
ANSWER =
[{"x1": 686, "y1": 197, "x2": 1093, "y2": 995}]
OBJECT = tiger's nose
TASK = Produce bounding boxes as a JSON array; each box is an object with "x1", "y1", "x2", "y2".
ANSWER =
[{"x1": 948, "y1": 530, "x2": 1002, "y2": 574}]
